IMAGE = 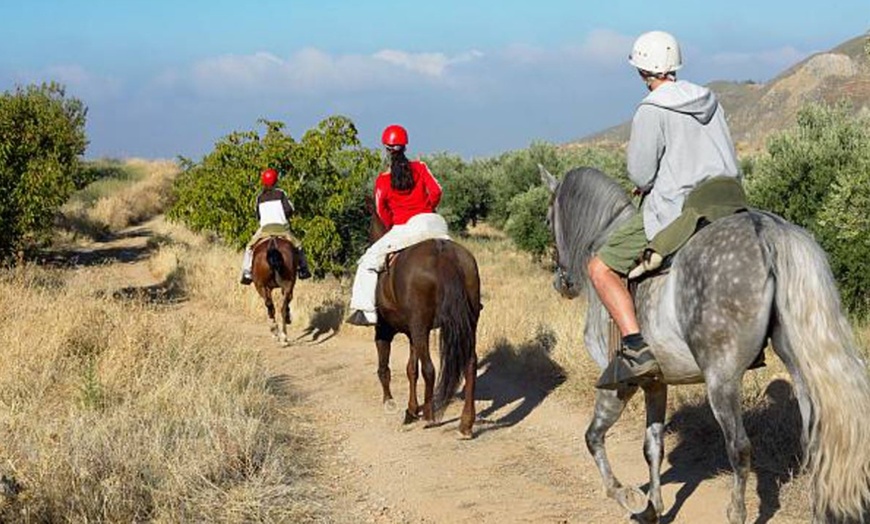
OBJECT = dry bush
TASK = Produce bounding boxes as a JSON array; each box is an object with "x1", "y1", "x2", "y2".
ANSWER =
[{"x1": 0, "y1": 264, "x2": 327, "y2": 522}]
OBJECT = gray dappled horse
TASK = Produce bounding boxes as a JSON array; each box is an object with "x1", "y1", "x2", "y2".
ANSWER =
[{"x1": 541, "y1": 166, "x2": 870, "y2": 523}]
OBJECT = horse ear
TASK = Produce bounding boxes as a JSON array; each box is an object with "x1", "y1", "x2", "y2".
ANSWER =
[{"x1": 538, "y1": 164, "x2": 558, "y2": 193}]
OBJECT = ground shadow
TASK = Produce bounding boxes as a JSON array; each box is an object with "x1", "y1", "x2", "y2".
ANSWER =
[
  {"x1": 37, "y1": 243, "x2": 155, "y2": 267},
  {"x1": 652, "y1": 379, "x2": 802, "y2": 524},
  {"x1": 295, "y1": 298, "x2": 344, "y2": 344},
  {"x1": 110, "y1": 267, "x2": 187, "y2": 305},
  {"x1": 470, "y1": 326, "x2": 566, "y2": 435}
]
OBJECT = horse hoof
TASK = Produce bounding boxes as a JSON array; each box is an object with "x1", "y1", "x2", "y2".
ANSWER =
[
  {"x1": 383, "y1": 399, "x2": 398, "y2": 414},
  {"x1": 403, "y1": 410, "x2": 419, "y2": 425},
  {"x1": 456, "y1": 429, "x2": 474, "y2": 440},
  {"x1": 615, "y1": 486, "x2": 648, "y2": 515}
]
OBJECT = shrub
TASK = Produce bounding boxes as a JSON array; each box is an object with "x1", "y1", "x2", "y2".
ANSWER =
[
  {"x1": 0, "y1": 82, "x2": 88, "y2": 256},
  {"x1": 423, "y1": 152, "x2": 493, "y2": 232},
  {"x1": 503, "y1": 186, "x2": 551, "y2": 258},
  {"x1": 746, "y1": 102, "x2": 870, "y2": 313},
  {"x1": 168, "y1": 117, "x2": 379, "y2": 277}
]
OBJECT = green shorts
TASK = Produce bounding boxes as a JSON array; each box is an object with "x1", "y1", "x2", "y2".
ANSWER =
[{"x1": 596, "y1": 213, "x2": 647, "y2": 275}]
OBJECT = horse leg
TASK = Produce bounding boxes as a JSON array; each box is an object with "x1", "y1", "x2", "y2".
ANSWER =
[
  {"x1": 256, "y1": 284, "x2": 278, "y2": 338},
  {"x1": 411, "y1": 328, "x2": 436, "y2": 425},
  {"x1": 276, "y1": 286, "x2": 292, "y2": 346},
  {"x1": 586, "y1": 387, "x2": 646, "y2": 511},
  {"x1": 640, "y1": 381, "x2": 668, "y2": 521},
  {"x1": 458, "y1": 338, "x2": 478, "y2": 439},
  {"x1": 404, "y1": 337, "x2": 421, "y2": 424},
  {"x1": 707, "y1": 378, "x2": 751, "y2": 524},
  {"x1": 375, "y1": 323, "x2": 397, "y2": 413}
]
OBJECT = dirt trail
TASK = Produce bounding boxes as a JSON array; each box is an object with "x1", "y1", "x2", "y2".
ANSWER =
[{"x1": 67, "y1": 217, "x2": 803, "y2": 524}]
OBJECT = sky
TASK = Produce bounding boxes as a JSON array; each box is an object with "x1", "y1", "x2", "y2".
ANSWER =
[{"x1": 1, "y1": 1, "x2": 868, "y2": 161}]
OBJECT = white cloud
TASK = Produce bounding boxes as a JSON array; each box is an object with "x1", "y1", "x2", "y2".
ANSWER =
[
  {"x1": 373, "y1": 49, "x2": 483, "y2": 77},
  {"x1": 155, "y1": 47, "x2": 485, "y2": 98}
]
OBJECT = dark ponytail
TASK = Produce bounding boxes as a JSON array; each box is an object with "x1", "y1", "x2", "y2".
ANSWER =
[{"x1": 389, "y1": 147, "x2": 415, "y2": 191}]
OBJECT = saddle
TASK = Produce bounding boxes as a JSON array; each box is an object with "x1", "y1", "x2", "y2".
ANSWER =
[{"x1": 628, "y1": 176, "x2": 747, "y2": 281}]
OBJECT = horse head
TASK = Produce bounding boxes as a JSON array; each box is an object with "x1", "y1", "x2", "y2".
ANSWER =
[{"x1": 539, "y1": 164, "x2": 581, "y2": 299}]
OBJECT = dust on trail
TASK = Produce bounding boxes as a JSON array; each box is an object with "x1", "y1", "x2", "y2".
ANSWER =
[{"x1": 66, "y1": 216, "x2": 803, "y2": 524}]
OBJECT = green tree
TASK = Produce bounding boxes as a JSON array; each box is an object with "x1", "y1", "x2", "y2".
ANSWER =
[
  {"x1": 0, "y1": 82, "x2": 88, "y2": 256},
  {"x1": 746, "y1": 102, "x2": 870, "y2": 313},
  {"x1": 423, "y1": 152, "x2": 493, "y2": 232},
  {"x1": 168, "y1": 116, "x2": 379, "y2": 277},
  {"x1": 503, "y1": 186, "x2": 551, "y2": 258}
]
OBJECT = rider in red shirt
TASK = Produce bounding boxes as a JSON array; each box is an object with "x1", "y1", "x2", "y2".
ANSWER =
[
  {"x1": 374, "y1": 157, "x2": 442, "y2": 229},
  {"x1": 346, "y1": 124, "x2": 450, "y2": 326}
]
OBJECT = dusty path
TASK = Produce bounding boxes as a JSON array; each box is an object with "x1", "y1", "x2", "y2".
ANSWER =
[{"x1": 63, "y1": 217, "x2": 804, "y2": 524}]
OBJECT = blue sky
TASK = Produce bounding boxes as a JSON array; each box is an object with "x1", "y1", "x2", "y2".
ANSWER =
[{"x1": 1, "y1": 1, "x2": 867, "y2": 160}]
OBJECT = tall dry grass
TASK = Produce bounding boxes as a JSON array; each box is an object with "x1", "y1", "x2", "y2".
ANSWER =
[
  {"x1": 58, "y1": 159, "x2": 178, "y2": 242},
  {"x1": 0, "y1": 260, "x2": 329, "y2": 521}
]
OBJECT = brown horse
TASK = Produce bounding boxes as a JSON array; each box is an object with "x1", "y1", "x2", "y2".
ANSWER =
[
  {"x1": 369, "y1": 210, "x2": 482, "y2": 438},
  {"x1": 251, "y1": 236, "x2": 297, "y2": 346}
]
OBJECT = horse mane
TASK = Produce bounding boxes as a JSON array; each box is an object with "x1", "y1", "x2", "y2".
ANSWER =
[{"x1": 556, "y1": 167, "x2": 635, "y2": 285}]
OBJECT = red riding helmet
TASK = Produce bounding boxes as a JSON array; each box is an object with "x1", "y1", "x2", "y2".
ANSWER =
[
  {"x1": 260, "y1": 168, "x2": 278, "y2": 187},
  {"x1": 381, "y1": 124, "x2": 408, "y2": 147}
]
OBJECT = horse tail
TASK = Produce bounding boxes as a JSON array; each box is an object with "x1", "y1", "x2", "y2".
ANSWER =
[
  {"x1": 758, "y1": 212, "x2": 870, "y2": 521},
  {"x1": 266, "y1": 238, "x2": 287, "y2": 284},
  {"x1": 434, "y1": 243, "x2": 479, "y2": 413}
]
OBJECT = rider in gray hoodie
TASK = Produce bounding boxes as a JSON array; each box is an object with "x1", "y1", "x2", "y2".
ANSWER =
[{"x1": 590, "y1": 31, "x2": 741, "y2": 390}]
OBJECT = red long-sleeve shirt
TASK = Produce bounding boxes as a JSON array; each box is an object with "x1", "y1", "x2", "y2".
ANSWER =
[{"x1": 374, "y1": 160, "x2": 442, "y2": 229}]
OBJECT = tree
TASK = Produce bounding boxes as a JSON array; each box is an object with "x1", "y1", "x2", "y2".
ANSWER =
[
  {"x1": 746, "y1": 102, "x2": 870, "y2": 313},
  {"x1": 168, "y1": 116, "x2": 380, "y2": 277},
  {"x1": 0, "y1": 82, "x2": 88, "y2": 257}
]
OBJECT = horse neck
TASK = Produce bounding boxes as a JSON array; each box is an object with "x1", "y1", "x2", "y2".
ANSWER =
[{"x1": 557, "y1": 171, "x2": 634, "y2": 286}]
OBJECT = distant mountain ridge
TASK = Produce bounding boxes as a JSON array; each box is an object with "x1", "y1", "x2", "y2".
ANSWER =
[{"x1": 577, "y1": 33, "x2": 870, "y2": 153}]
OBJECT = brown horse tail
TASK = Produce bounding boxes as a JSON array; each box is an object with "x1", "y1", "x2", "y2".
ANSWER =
[
  {"x1": 266, "y1": 238, "x2": 287, "y2": 284},
  {"x1": 434, "y1": 245, "x2": 478, "y2": 414}
]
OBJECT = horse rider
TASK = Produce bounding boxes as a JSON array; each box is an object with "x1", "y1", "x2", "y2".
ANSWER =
[
  {"x1": 346, "y1": 124, "x2": 449, "y2": 326},
  {"x1": 590, "y1": 30, "x2": 741, "y2": 389},
  {"x1": 239, "y1": 167, "x2": 312, "y2": 285}
]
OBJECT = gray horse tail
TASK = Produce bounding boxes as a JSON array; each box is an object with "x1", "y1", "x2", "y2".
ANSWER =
[{"x1": 759, "y1": 212, "x2": 870, "y2": 521}]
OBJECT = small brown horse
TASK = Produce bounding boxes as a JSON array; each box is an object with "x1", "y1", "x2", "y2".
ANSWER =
[
  {"x1": 252, "y1": 236, "x2": 297, "y2": 346},
  {"x1": 369, "y1": 210, "x2": 482, "y2": 438}
]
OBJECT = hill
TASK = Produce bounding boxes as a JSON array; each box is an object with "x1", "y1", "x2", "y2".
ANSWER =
[{"x1": 578, "y1": 33, "x2": 870, "y2": 153}]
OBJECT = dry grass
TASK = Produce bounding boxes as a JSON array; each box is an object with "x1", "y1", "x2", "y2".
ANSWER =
[
  {"x1": 0, "y1": 260, "x2": 328, "y2": 521},
  {"x1": 58, "y1": 159, "x2": 178, "y2": 242}
]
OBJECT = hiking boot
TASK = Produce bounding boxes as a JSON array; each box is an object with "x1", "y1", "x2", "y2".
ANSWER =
[
  {"x1": 596, "y1": 343, "x2": 661, "y2": 390},
  {"x1": 346, "y1": 309, "x2": 377, "y2": 326},
  {"x1": 296, "y1": 248, "x2": 312, "y2": 280},
  {"x1": 240, "y1": 271, "x2": 253, "y2": 286}
]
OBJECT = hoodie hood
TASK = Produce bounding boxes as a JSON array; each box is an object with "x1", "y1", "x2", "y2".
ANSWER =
[{"x1": 640, "y1": 80, "x2": 719, "y2": 124}]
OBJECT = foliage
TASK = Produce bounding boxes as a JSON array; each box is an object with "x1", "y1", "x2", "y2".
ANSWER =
[
  {"x1": 168, "y1": 117, "x2": 379, "y2": 277},
  {"x1": 487, "y1": 141, "x2": 562, "y2": 228},
  {"x1": 746, "y1": 102, "x2": 870, "y2": 313},
  {"x1": 0, "y1": 82, "x2": 88, "y2": 256},
  {"x1": 503, "y1": 186, "x2": 552, "y2": 258},
  {"x1": 423, "y1": 152, "x2": 493, "y2": 232}
]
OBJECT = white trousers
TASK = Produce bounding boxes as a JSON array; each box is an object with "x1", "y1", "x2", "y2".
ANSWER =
[{"x1": 349, "y1": 213, "x2": 450, "y2": 314}]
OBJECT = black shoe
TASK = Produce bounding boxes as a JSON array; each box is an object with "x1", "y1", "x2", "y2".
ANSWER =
[
  {"x1": 596, "y1": 344, "x2": 660, "y2": 390},
  {"x1": 240, "y1": 273, "x2": 253, "y2": 286},
  {"x1": 295, "y1": 248, "x2": 312, "y2": 280},
  {"x1": 346, "y1": 310, "x2": 377, "y2": 326}
]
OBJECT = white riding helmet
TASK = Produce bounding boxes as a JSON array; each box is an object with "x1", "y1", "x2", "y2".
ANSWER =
[{"x1": 628, "y1": 31, "x2": 683, "y2": 75}]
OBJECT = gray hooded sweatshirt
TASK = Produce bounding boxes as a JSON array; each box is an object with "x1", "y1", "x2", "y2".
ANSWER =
[{"x1": 627, "y1": 80, "x2": 740, "y2": 239}]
